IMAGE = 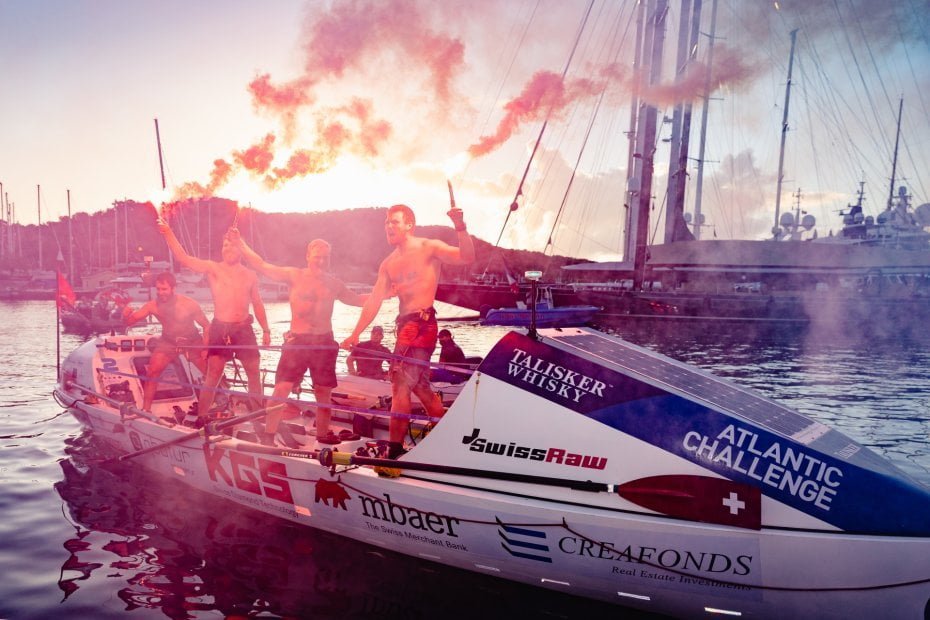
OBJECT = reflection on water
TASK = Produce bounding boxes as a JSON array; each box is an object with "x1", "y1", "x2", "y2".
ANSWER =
[{"x1": 54, "y1": 431, "x2": 646, "y2": 620}]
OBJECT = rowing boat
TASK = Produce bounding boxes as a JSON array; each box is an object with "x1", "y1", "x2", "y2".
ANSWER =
[{"x1": 53, "y1": 327, "x2": 930, "y2": 618}]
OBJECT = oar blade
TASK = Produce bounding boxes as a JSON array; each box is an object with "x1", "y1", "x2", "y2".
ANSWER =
[{"x1": 618, "y1": 475, "x2": 761, "y2": 530}]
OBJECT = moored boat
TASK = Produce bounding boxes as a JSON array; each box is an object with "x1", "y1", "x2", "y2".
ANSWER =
[
  {"x1": 481, "y1": 285, "x2": 601, "y2": 328},
  {"x1": 54, "y1": 328, "x2": 930, "y2": 618}
]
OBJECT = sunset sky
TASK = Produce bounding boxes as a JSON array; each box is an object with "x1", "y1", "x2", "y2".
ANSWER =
[{"x1": 3, "y1": 0, "x2": 929, "y2": 261}]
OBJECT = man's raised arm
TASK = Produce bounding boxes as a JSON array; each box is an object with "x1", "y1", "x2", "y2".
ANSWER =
[
  {"x1": 158, "y1": 218, "x2": 213, "y2": 273},
  {"x1": 431, "y1": 207, "x2": 475, "y2": 265},
  {"x1": 228, "y1": 227, "x2": 292, "y2": 282}
]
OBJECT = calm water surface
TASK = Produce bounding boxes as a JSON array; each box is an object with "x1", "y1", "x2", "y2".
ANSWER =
[{"x1": 1, "y1": 300, "x2": 928, "y2": 619}]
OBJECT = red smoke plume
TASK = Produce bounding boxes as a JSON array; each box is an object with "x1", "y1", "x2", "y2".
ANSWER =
[
  {"x1": 233, "y1": 134, "x2": 276, "y2": 174},
  {"x1": 468, "y1": 71, "x2": 601, "y2": 157},
  {"x1": 250, "y1": 0, "x2": 464, "y2": 124},
  {"x1": 179, "y1": 1, "x2": 448, "y2": 198},
  {"x1": 640, "y1": 46, "x2": 758, "y2": 106}
]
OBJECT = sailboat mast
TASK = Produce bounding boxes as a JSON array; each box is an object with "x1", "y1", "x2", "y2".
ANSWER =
[
  {"x1": 692, "y1": 0, "x2": 718, "y2": 240},
  {"x1": 67, "y1": 190, "x2": 73, "y2": 283},
  {"x1": 664, "y1": 0, "x2": 692, "y2": 243},
  {"x1": 623, "y1": 0, "x2": 646, "y2": 258},
  {"x1": 886, "y1": 97, "x2": 903, "y2": 211},
  {"x1": 772, "y1": 29, "x2": 798, "y2": 238},
  {"x1": 37, "y1": 185, "x2": 43, "y2": 272},
  {"x1": 665, "y1": 0, "x2": 703, "y2": 244},
  {"x1": 631, "y1": 0, "x2": 669, "y2": 291},
  {"x1": 0, "y1": 182, "x2": 4, "y2": 260}
]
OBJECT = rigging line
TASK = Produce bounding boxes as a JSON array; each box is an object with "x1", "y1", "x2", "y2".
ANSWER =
[
  {"x1": 493, "y1": 0, "x2": 596, "y2": 248},
  {"x1": 462, "y1": 0, "x2": 541, "y2": 183},
  {"x1": 799, "y1": 28, "x2": 861, "y2": 190},
  {"x1": 794, "y1": 48, "x2": 828, "y2": 219},
  {"x1": 562, "y1": 3, "x2": 637, "y2": 259},
  {"x1": 544, "y1": 90, "x2": 607, "y2": 256},
  {"x1": 901, "y1": 127, "x2": 929, "y2": 202},
  {"x1": 906, "y1": 0, "x2": 930, "y2": 54},
  {"x1": 832, "y1": 0, "x2": 892, "y2": 161},
  {"x1": 895, "y1": 15, "x2": 930, "y2": 127},
  {"x1": 851, "y1": 0, "x2": 898, "y2": 116}
]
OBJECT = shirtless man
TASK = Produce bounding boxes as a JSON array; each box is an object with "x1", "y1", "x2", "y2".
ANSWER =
[
  {"x1": 341, "y1": 203, "x2": 474, "y2": 458},
  {"x1": 230, "y1": 230, "x2": 365, "y2": 444},
  {"x1": 158, "y1": 218, "x2": 270, "y2": 422},
  {"x1": 122, "y1": 271, "x2": 210, "y2": 412}
]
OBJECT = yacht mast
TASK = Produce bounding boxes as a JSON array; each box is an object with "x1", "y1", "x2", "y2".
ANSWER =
[
  {"x1": 631, "y1": 0, "x2": 669, "y2": 291},
  {"x1": 691, "y1": 0, "x2": 718, "y2": 240},
  {"x1": 772, "y1": 29, "x2": 798, "y2": 238},
  {"x1": 664, "y1": 0, "x2": 703, "y2": 243},
  {"x1": 886, "y1": 97, "x2": 903, "y2": 211},
  {"x1": 37, "y1": 185, "x2": 43, "y2": 272},
  {"x1": 67, "y1": 190, "x2": 73, "y2": 283},
  {"x1": 623, "y1": 0, "x2": 646, "y2": 256}
]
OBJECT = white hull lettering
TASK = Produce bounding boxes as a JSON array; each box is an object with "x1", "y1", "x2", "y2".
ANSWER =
[
  {"x1": 683, "y1": 427, "x2": 843, "y2": 511},
  {"x1": 463, "y1": 429, "x2": 607, "y2": 470}
]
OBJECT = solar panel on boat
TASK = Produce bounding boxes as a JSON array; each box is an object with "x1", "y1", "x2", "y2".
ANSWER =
[{"x1": 551, "y1": 332, "x2": 815, "y2": 438}]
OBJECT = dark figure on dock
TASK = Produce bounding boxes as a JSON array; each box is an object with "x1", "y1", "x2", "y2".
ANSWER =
[{"x1": 346, "y1": 326, "x2": 391, "y2": 379}]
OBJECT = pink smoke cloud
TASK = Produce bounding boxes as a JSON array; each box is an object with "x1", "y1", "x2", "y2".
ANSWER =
[{"x1": 468, "y1": 70, "x2": 601, "y2": 157}]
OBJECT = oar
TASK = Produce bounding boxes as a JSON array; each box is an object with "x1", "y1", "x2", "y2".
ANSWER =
[
  {"x1": 102, "y1": 405, "x2": 283, "y2": 465},
  {"x1": 224, "y1": 443, "x2": 762, "y2": 529},
  {"x1": 228, "y1": 443, "x2": 607, "y2": 492}
]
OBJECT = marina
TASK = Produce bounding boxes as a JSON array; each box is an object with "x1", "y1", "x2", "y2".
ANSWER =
[{"x1": 2, "y1": 1, "x2": 930, "y2": 618}]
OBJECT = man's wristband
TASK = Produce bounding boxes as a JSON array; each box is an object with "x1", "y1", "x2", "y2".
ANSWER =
[{"x1": 454, "y1": 222, "x2": 467, "y2": 232}]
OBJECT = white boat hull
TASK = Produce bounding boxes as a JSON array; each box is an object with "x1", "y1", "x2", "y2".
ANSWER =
[{"x1": 56, "y1": 330, "x2": 930, "y2": 618}]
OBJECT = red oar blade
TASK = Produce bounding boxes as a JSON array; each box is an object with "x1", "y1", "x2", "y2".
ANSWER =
[{"x1": 618, "y1": 475, "x2": 761, "y2": 530}]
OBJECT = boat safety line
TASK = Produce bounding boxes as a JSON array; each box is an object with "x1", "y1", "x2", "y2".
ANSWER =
[
  {"x1": 64, "y1": 382, "x2": 164, "y2": 425},
  {"x1": 559, "y1": 521, "x2": 930, "y2": 592},
  {"x1": 101, "y1": 404, "x2": 286, "y2": 465},
  {"x1": 161, "y1": 342, "x2": 477, "y2": 376},
  {"x1": 96, "y1": 369, "x2": 443, "y2": 423}
]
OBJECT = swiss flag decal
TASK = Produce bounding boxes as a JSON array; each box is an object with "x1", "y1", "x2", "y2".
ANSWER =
[{"x1": 618, "y1": 475, "x2": 762, "y2": 530}]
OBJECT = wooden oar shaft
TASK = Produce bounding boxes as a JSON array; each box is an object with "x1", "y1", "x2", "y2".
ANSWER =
[
  {"x1": 229, "y1": 442, "x2": 607, "y2": 492},
  {"x1": 335, "y1": 452, "x2": 607, "y2": 491}
]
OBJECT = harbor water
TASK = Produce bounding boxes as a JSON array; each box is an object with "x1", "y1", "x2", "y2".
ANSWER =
[{"x1": 1, "y1": 299, "x2": 928, "y2": 619}]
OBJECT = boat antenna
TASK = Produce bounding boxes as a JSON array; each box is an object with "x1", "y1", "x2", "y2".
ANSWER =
[
  {"x1": 886, "y1": 97, "x2": 903, "y2": 211},
  {"x1": 525, "y1": 270, "x2": 542, "y2": 340},
  {"x1": 772, "y1": 29, "x2": 798, "y2": 239}
]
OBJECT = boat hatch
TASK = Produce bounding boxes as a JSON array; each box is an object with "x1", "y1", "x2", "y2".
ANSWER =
[{"x1": 130, "y1": 356, "x2": 195, "y2": 400}]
